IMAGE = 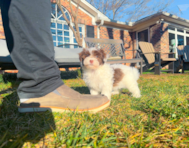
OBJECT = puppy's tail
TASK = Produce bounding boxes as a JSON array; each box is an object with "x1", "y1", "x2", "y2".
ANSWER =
[{"x1": 132, "y1": 67, "x2": 140, "y2": 80}]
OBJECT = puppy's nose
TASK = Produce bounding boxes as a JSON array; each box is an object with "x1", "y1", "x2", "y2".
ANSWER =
[{"x1": 90, "y1": 60, "x2": 93, "y2": 64}]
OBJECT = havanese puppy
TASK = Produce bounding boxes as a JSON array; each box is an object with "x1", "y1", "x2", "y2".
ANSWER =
[{"x1": 79, "y1": 47, "x2": 141, "y2": 100}]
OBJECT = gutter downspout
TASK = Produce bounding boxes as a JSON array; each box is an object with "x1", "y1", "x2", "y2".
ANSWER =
[{"x1": 97, "y1": 19, "x2": 104, "y2": 39}]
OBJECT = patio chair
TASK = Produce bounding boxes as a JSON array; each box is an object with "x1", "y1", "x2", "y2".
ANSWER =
[
  {"x1": 138, "y1": 41, "x2": 176, "y2": 75},
  {"x1": 182, "y1": 45, "x2": 189, "y2": 73},
  {"x1": 0, "y1": 39, "x2": 82, "y2": 70},
  {"x1": 84, "y1": 37, "x2": 143, "y2": 74},
  {"x1": 174, "y1": 45, "x2": 184, "y2": 73}
]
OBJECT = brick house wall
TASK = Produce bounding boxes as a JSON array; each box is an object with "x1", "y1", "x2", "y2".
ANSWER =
[
  {"x1": 160, "y1": 23, "x2": 169, "y2": 54},
  {"x1": 51, "y1": 0, "x2": 93, "y2": 26},
  {"x1": 150, "y1": 23, "x2": 169, "y2": 56},
  {"x1": 150, "y1": 22, "x2": 170, "y2": 68}
]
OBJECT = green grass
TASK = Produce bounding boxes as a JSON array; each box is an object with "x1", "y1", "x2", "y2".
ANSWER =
[{"x1": 0, "y1": 72, "x2": 189, "y2": 147}]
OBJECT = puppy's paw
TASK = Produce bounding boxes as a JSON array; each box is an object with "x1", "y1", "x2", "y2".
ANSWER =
[{"x1": 90, "y1": 89, "x2": 99, "y2": 95}]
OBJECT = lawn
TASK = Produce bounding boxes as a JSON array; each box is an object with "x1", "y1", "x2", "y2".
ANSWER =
[{"x1": 0, "y1": 71, "x2": 189, "y2": 148}]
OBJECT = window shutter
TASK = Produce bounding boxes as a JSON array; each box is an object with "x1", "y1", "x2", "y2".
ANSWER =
[{"x1": 87, "y1": 26, "x2": 94, "y2": 38}]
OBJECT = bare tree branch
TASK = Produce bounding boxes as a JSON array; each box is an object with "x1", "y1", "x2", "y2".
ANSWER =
[
  {"x1": 87, "y1": 0, "x2": 173, "y2": 22},
  {"x1": 56, "y1": 0, "x2": 83, "y2": 47}
]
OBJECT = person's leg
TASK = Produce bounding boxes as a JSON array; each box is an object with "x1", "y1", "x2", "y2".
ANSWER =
[
  {"x1": 1, "y1": 0, "x2": 63, "y2": 99},
  {"x1": 0, "y1": 0, "x2": 110, "y2": 113}
]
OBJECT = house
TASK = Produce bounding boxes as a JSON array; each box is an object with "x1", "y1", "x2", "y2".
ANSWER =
[{"x1": 0, "y1": 0, "x2": 189, "y2": 66}]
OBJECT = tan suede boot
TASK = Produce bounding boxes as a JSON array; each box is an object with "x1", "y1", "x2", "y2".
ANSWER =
[{"x1": 18, "y1": 85, "x2": 110, "y2": 113}]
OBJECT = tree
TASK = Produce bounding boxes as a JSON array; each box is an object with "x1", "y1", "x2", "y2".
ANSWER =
[
  {"x1": 86, "y1": 0, "x2": 173, "y2": 22},
  {"x1": 56, "y1": 0, "x2": 83, "y2": 47}
]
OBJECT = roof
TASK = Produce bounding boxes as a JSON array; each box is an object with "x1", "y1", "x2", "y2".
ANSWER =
[
  {"x1": 133, "y1": 12, "x2": 189, "y2": 26},
  {"x1": 72, "y1": 0, "x2": 110, "y2": 21},
  {"x1": 96, "y1": 12, "x2": 189, "y2": 31},
  {"x1": 70, "y1": 0, "x2": 189, "y2": 31}
]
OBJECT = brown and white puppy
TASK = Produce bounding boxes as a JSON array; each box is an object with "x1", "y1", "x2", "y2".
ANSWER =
[
  {"x1": 79, "y1": 47, "x2": 141, "y2": 100},
  {"x1": 79, "y1": 48, "x2": 107, "y2": 69}
]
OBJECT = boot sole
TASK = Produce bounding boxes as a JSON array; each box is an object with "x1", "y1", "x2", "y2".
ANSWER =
[{"x1": 18, "y1": 100, "x2": 110, "y2": 113}]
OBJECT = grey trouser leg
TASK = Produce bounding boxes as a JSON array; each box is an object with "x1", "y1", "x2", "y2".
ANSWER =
[{"x1": 0, "y1": 0, "x2": 63, "y2": 99}]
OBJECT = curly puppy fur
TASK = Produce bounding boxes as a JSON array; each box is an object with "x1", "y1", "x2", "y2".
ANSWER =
[{"x1": 79, "y1": 48, "x2": 141, "y2": 100}]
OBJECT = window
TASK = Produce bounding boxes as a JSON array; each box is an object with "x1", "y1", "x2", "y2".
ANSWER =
[
  {"x1": 137, "y1": 29, "x2": 149, "y2": 49},
  {"x1": 177, "y1": 35, "x2": 184, "y2": 46},
  {"x1": 72, "y1": 26, "x2": 83, "y2": 48},
  {"x1": 177, "y1": 29, "x2": 184, "y2": 33},
  {"x1": 168, "y1": 25, "x2": 189, "y2": 48},
  {"x1": 138, "y1": 29, "x2": 148, "y2": 42},
  {"x1": 51, "y1": 4, "x2": 84, "y2": 48},
  {"x1": 169, "y1": 33, "x2": 175, "y2": 52},
  {"x1": 87, "y1": 26, "x2": 94, "y2": 38},
  {"x1": 187, "y1": 37, "x2": 189, "y2": 45},
  {"x1": 168, "y1": 26, "x2": 175, "y2": 31}
]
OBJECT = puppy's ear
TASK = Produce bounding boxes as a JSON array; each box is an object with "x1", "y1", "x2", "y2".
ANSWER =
[
  {"x1": 78, "y1": 48, "x2": 86, "y2": 62},
  {"x1": 99, "y1": 49, "x2": 109, "y2": 62}
]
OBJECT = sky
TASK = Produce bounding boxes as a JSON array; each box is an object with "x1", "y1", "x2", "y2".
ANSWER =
[
  {"x1": 116, "y1": 0, "x2": 189, "y2": 22},
  {"x1": 169, "y1": 0, "x2": 189, "y2": 20}
]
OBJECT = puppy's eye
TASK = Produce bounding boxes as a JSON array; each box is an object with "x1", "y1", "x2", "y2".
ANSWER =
[{"x1": 96, "y1": 55, "x2": 98, "y2": 58}]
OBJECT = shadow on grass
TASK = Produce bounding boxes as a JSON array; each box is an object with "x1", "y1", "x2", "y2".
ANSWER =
[
  {"x1": 71, "y1": 86, "x2": 90, "y2": 94},
  {"x1": 0, "y1": 71, "x2": 92, "y2": 147},
  {"x1": 0, "y1": 74, "x2": 56, "y2": 147},
  {"x1": 1, "y1": 70, "x2": 82, "y2": 82},
  {"x1": 0, "y1": 91, "x2": 56, "y2": 147},
  {"x1": 60, "y1": 70, "x2": 82, "y2": 80}
]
